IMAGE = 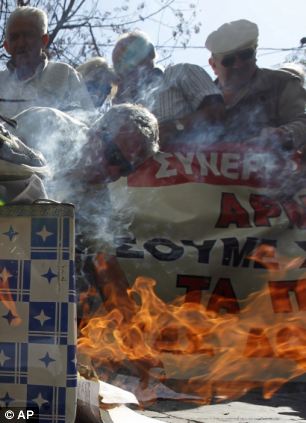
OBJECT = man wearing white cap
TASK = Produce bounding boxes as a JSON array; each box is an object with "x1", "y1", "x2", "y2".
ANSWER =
[{"x1": 205, "y1": 19, "x2": 306, "y2": 151}]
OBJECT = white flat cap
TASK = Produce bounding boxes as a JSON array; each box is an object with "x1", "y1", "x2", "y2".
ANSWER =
[{"x1": 205, "y1": 19, "x2": 258, "y2": 55}]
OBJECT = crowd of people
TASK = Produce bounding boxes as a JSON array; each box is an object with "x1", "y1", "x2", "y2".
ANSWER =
[
  {"x1": 1, "y1": 7, "x2": 305, "y2": 200},
  {"x1": 0, "y1": 6, "x2": 306, "y2": 315}
]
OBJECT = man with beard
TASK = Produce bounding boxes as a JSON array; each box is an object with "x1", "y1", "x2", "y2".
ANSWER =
[
  {"x1": 205, "y1": 19, "x2": 306, "y2": 152},
  {"x1": 0, "y1": 6, "x2": 93, "y2": 117}
]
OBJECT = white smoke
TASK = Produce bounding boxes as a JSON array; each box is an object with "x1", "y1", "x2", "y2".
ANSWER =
[{"x1": 11, "y1": 106, "x2": 123, "y2": 250}]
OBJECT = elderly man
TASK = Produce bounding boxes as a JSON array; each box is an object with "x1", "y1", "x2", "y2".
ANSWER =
[
  {"x1": 77, "y1": 57, "x2": 118, "y2": 111},
  {"x1": 205, "y1": 19, "x2": 306, "y2": 151},
  {"x1": 14, "y1": 103, "x2": 159, "y2": 186},
  {"x1": 12, "y1": 103, "x2": 159, "y2": 319},
  {"x1": 74, "y1": 103, "x2": 159, "y2": 316},
  {"x1": 12, "y1": 101, "x2": 159, "y2": 250},
  {"x1": 0, "y1": 6, "x2": 93, "y2": 117},
  {"x1": 11, "y1": 102, "x2": 158, "y2": 253},
  {"x1": 112, "y1": 30, "x2": 225, "y2": 146},
  {"x1": 13, "y1": 102, "x2": 159, "y2": 243}
]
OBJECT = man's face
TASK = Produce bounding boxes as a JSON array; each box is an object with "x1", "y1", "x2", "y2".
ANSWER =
[
  {"x1": 82, "y1": 126, "x2": 150, "y2": 183},
  {"x1": 113, "y1": 36, "x2": 155, "y2": 81},
  {"x1": 4, "y1": 17, "x2": 48, "y2": 69},
  {"x1": 209, "y1": 47, "x2": 257, "y2": 89},
  {"x1": 85, "y1": 78, "x2": 112, "y2": 108}
]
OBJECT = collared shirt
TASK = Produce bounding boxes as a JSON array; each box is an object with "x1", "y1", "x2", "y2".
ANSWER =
[
  {"x1": 150, "y1": 63, "x2": 221, "y2": 122},
  {"x1": 0, "y1": 55, "x2": 94, "y2": 117},
  {"x1": 115, "y1": 63, "x2": 221, "y2": 122}
]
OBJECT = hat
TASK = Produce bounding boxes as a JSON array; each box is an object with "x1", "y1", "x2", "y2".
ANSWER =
[{"x1": 205, "y1": 19, "x2": 258, "y2": 55}]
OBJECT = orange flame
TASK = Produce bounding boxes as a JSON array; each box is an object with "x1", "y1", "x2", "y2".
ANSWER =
[
  {"x1": 0, "y1": 266, "x2": 21, "y2": 326},
  {"x1": 77, "y1": 248, "x2": 306, "y2": 404}
]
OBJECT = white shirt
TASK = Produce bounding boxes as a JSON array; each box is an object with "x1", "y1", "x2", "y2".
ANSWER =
[{"x1": 0, "y1": 57, "x2": 94, "y2": 117}]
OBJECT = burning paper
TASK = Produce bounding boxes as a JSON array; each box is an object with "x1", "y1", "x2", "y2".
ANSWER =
[
  {"x1": 77, "y1": 376, "x2": 164, "y2": 423},
  {"x1": 78, "y1": 141, "x2": 306, "y2": 403},
  {"x1": 78, "y1": 275, "x2": 306, "y2": 403}
]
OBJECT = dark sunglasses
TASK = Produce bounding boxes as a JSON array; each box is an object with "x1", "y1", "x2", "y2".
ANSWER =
[
  {"x1": 103, "y1": 139, "x2": 134, "y2": 176},
  {"x1": 221, "y1": 48, "x2": 255, "y2": 68}
]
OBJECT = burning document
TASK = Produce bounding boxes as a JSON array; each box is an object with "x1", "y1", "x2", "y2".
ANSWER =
[{"x1": 77, "y1": 377, "x2": 163, "y2": 423}]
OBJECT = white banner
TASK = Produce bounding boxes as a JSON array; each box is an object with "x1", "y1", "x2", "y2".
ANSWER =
[
  {"x1": 107, "y1": 142, "x2": 306, "y2": 386},
  {"x1": 109, "y1": 143, "x2": 306, "y2": 305}
]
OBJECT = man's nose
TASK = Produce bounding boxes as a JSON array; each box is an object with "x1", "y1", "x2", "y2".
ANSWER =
[{"x1": 15, "y1": 34, "x2": 27, "y2": 48}]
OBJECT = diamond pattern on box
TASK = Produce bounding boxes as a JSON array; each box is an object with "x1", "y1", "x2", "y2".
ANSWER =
[{"x1": 0, "y1": 203, "x2": 76, "y2": 423}]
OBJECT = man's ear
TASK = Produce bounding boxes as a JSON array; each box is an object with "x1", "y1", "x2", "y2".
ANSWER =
[
  {"x1": 4, "y1": 40, "x2": 11, "y2": 54},
  {"x1": 42, "y1": 33, "x2": 49, "y2": 48},
  {"x1": 209, "y1": 56, "x2": 218, "y2": 76},
  {"x1": 209, "y1": 56, "x2": 215, "y2": 69}
]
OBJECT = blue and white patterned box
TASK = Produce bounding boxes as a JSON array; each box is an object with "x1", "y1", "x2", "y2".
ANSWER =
[{"x1": 0, "y1": 203, "x2": 76, "y2": 423}]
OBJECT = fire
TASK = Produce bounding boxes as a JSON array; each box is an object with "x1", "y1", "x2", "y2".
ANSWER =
[
  {"x1": 77, "y1": 248, "x2": 306, "y2": 404},
  {"x1": 0, "y1": 266, "x2": 21, "y2": 326}
]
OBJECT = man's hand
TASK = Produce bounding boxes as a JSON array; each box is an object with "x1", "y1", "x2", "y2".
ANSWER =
[
  {"x1": 158, "y1": 97, "x2": 225, "y2": 147},
  {"x1": 158, "y1": 120, "x2": 184, "y2": 145},
  {"x1": 259, "y1": 127, "x2": 294, "y2": 151}
]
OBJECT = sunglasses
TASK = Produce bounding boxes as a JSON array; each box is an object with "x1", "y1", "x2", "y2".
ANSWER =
[
  {"x1": 103, "y1": 138, "x2": 134, "y2": 176},
  {"x1": 220, "y1": 48, "x2": 255, "y2": 68}
]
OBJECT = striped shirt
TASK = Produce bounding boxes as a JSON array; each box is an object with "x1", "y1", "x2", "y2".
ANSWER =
[
  {"x1": 115, "y1": 63, "x2": 222, "y2": 123},
  {"x1": 149, "y1": 63, "x2": 221, "y2": 122}
]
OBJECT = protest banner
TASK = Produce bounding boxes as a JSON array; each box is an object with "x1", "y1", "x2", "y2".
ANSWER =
[{"x1": 107, "y1": 142, "x2": 306, "y2": 387}]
